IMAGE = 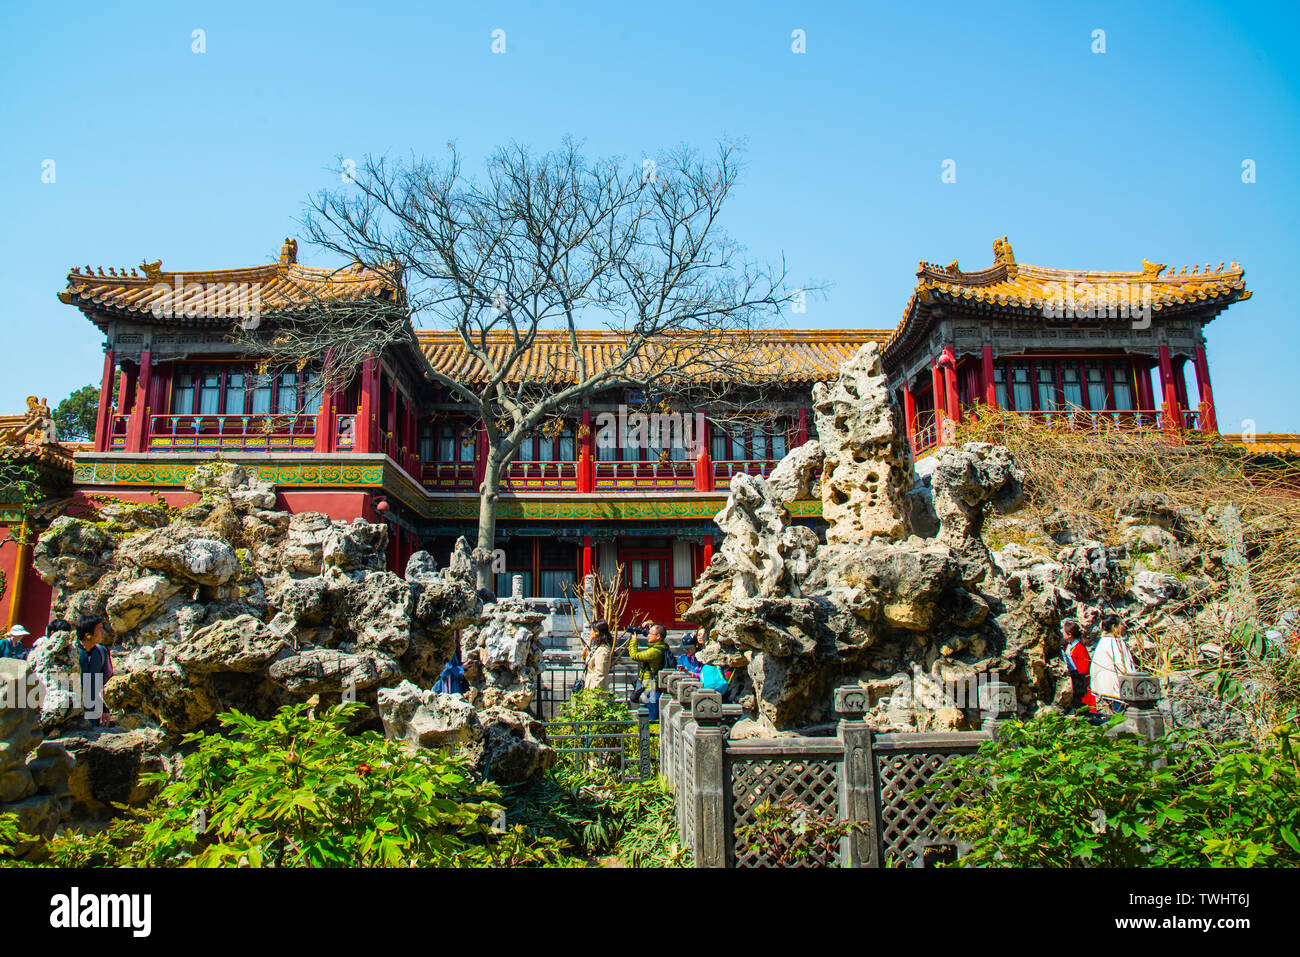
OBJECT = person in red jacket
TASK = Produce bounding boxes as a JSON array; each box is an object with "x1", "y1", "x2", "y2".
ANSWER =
[{"x1": 1062, "y1": 619, "x2": 1096, "y2": 714}]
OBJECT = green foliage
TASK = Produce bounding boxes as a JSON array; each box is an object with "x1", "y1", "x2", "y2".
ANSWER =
[
  {"x1": 38, "y1": 702, "x2": 575, "y2": 867},
  {"x1": 735, "y1": 795, "x2": 868, "y2": 868},
  {"x1": 53, "y1": 383, "x2": 103, "y2": 442},
  {"x1": 611, "y1": 776, "x2": 691, "y2": 868},
  {"x1": 506, "y1": 765, "x2": 689, "y2": 867},
  {"x1": 549, "y1": 689, "x2": 643, "y2": 774},
  {"x1": 929, "y1": 712, "x2": 1300, "y2": 868},
  {"x1": 0, "y1": 811, "x2": 29, "y2": 859},
  {"x1": 1205, "y1": 621, "x2": 1300, "y2": 729}
]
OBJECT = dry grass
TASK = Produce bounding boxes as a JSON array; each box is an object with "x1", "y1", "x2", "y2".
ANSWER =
[{"x1": 955, "y1": 408, "x2": 1300, "y2": 731}]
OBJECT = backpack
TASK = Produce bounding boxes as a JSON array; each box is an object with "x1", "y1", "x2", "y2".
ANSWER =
[
  {"x1": 699, "y1": 664, "x2": 729, "y2": 695},
  {"x1": 659, "y1": 642, "x2": 677, "y2": 673}
]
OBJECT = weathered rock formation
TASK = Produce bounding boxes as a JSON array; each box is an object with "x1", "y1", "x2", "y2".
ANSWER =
[
  {"x1": 32, "y1": 464, "x2": 483, "y2": 741},
  {"x1": 687, "y1": 343, "x2": 1044, "y2": 732},
  {"x1": 460, "y1": 577, "x2": 545, "y2": 711},
  {"x1": 689, "y1": 341, "x2": 1254, "y2": 736},
  {"x1": 377, "y1": 680, "x2": 555, "y2": 784},
  {"x1": 0, "y1": 660, "x2": 74, "y2": 855}
]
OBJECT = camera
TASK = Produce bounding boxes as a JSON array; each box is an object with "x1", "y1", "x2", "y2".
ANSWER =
[{"x1": 625, "y1": 623, "x2": 650, "y2": 637}]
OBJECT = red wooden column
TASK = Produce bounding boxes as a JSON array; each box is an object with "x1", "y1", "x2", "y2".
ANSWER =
[
  {"x1": 126, "y1": 350, "x2": 153, "y2": 452},
  {"x1": 577, "y1": 410, "x2": 594, "y2": 492},
  {"x1": 795, "y1": 408, "x2": 809, "y2": 447},
  {"x1": 902, "y1": 383, "x2": 917, "y2": 455},
  {"x1": 1134, "y1": 358, "x2": 1155, "y2": 425},
  {"x1": 941, "y1": 346, "x2": 960, "y2": 425},
  {"x1": 930, "y1": 359, "x2": 946, "y2": 418},
  {"x1": 1157, "y1": 345, "x2": 1182, "y2": 437},
  {"x1": 355, "y1": 356, "x2": 376, "y2": 453},
  {"x1": 313, "y1": 353, "x2": 337, "y2": 453},
  {"x1": 94, "y1": 348, "x2": 116, "y2": 451},
  {"x1": 701, "y1": 537, "x2": 714, "y2": 571},
  {"x1": 981, "y1": 345, "x2": 997, "y2": 407},
  {"x1": 582, "y1": 535, "x2": 593, "y2": 579},
  {"x1": 693, "y1": 415, "x2": 712, "y2": 492},
  {"x1": 1193, "y1": 346, "x2": 1218, "y2": 433},
  {"x1": 385, "y1": 376, "x2": 398, "y2": 457}
]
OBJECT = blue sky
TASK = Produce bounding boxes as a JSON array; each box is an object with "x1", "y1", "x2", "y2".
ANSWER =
[{"x1": 2, "y1": 0, "x2": 1296, "y2": 430}]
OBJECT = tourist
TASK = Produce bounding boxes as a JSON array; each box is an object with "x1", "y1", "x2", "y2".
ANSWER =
[
  {"x1": 1090, "y1": 614, "x2": 1137, "y2": 715},
  {"x1": 582, "y1": 619, "x2": 614, "y2": 691},
  {"x1": 1062, "y1": 619, "x2": 1095, "y2": 715},
  {"x1": 627, "y1": 622, "x2": 668, "y2": 720},
  {"x1": 40, "y1": 617, "x2": 73, "y2": 652},
  {"x1": 433, "y1": 651, "x2": 467, "y2": 694},
  {"x1": 678, "y1": 628, "x2": 705, "y2": 677},
  {"x1": 0, "y1": 624, "x2": 29, "y2": 659},
  {"x1": 76, "y1": 615, "x2": 114, "y2": 727}
]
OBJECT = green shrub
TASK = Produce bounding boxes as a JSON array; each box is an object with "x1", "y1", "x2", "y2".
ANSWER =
[
  {"x1": 37, "y1": 701, "x2": 576, "y2": 867},
  {"x1": 735, "y1": 795, "x2": 867, "y2": 868},
  {"x1": 929, "y1": 712, "x2": 1300, "y2": 867},
  {"x1": 549, "y1": 689, "x2": 644, "y2": 775}
]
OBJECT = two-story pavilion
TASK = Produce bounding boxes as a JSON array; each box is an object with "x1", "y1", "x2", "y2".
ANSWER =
[
  {"x1": 50, "y1": 237, "x2": 1251, "y2": 630},
  {"x1": 887, "y1": 237, "x2": 1250, "y2": 453}
]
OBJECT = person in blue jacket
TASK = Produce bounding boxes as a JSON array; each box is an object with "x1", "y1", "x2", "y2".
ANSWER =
[{"x1": 678, "y1": 628, "x2": 705, "y2": 677}]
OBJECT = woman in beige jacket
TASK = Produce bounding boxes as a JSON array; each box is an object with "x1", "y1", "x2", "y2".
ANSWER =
[{"x1": 582, "y1": 620, "x2": 615, "y2": 691}]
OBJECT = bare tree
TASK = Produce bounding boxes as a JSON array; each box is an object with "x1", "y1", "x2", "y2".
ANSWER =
[{"x1": 257, "y1": 139, "x2": 811, "y2": 588}]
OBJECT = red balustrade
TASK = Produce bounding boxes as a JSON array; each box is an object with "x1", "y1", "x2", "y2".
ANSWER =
[
  {"x1": 594, "y1": 461, "x2": 695, "y2": 491},
  {"x1": 503, "y1": 461, "x2": 579, "y2": 492},
  {"x1": 146, "y1": 414, "x2": 317, "y2": 452},
  {"x1": 711, "y1": 459, "x2": 782, "y2": 483}
]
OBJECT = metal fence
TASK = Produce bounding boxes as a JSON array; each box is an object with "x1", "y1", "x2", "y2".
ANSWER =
[
  {"x1": 546, "y1": 708, "x2": 657, "y2": 782},
  {"x1": 657, "y1": 669, "x2": 1168, "y2": 868},
  {"x1": 533, "y1": 655, "x2": 644, "y2": 722}
]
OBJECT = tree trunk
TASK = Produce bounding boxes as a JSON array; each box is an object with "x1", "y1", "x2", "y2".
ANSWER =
[{"x1": 474, "y1": 456, "x2": 503, "y2": 591}]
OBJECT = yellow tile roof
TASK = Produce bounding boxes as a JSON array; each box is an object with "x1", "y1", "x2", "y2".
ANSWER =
[
  {"x1": 884, "y1": 237, "x2": 1251, "y2": 361},
  {"x1": 57, "y1": 239, "x2": 398, "y2": 328},
  {"x1": 416, "y1": 328, "x2": 889, "y2": 387}
]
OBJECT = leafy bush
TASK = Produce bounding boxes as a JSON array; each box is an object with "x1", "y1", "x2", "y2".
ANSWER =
[
  {"x1": 36, "y1": 702, "x2": 575, "y2": 867},
  {"x1": 929, "y1": 711, "x2": 1300, "y2": 867},
  {"x1": 735, "y1": 796, "x2": 868, "y2": 868},
  {"x1": 548, "y1": 690, "x2": 645, "y2": 776}
]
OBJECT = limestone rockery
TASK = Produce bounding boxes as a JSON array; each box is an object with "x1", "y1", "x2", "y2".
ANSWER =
[
  {"x1": 687, "y1": 341, "x2": 1196, "y2": 734},
  {"x1": 32, "y1": 464, "x2": 483, "y2": 739}
]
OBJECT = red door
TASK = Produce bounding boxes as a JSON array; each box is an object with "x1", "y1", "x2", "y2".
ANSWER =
[{"x1": 621, "y1": 548, "x2": 674, "y2": 630}]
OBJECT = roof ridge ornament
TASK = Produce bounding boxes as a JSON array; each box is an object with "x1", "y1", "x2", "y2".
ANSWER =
[
  {"x1": 280, "y1": 237, "x2": 298, "y2": 267},
  {"x1": 140, "y1": 260, "x2": 163, "y2": 280},
  {"x1": 992, "y1": 236, "x2": 1015, "y2": 264},
  {"x1": 1141, "y1": 259, "x2": 1166, "y2": 279}
]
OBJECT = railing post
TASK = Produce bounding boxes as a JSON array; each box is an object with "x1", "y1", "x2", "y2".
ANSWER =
[
  {"x1": 690, "y1": 689, "x2": 726, "y2": 868},
  {"x1": 673, "y1": 677, "x2": 701, "y2": 838},
  {"x1": 1117, "y1": 673, "x2": 1166, "y2": 740},
  {"x1": 978, "y1": 677, "x2": 1018, "y2": 737},
  {"x1": 834, "y1": 685, "x2": 876, "y2": 868},
  {"x1": 658, "y1": 669, "x2": 678, "y2": 780},
  {"x1": 636, "y1": 706, "x2": 652, "y2": 780}
]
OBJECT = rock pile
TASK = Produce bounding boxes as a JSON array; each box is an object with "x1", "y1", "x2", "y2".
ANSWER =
[
  {"x1": 690, "y1": 341, "x2": 1204, "y2": 734},
  {"x1": 377, "y1": 680, "x2": 555, "y2": 784},
  {"x1": 32, "y1": 464, "x2": 483, "y2": 739},
  {"x1": 0, "y1": 660, "x2": 74, "y2": 856},
  {"x1": 460, "y1": 578, "x2": 545, "y2": 712}
]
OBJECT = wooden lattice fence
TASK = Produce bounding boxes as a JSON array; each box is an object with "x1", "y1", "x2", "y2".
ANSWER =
[{"x1": 656, "y1": 669, "x2": 1168, "y2": 868}]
